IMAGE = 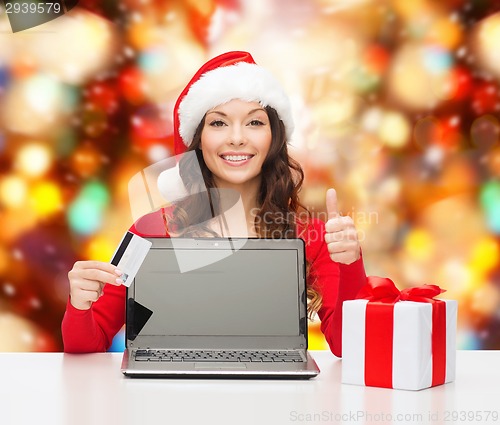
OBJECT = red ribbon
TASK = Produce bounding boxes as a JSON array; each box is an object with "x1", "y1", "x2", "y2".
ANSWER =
[{"x1": 356, "y1": 276, "x2": 447, "y2": 388}]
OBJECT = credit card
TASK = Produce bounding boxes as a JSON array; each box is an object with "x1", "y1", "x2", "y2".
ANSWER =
[{"x1": 110, "y1": 231, "x2": 152, "y2": 287}]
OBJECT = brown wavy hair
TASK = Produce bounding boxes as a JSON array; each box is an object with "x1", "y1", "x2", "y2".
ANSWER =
[{"x1": 165, "y1": 106, "x2": 322, "y2": 317}]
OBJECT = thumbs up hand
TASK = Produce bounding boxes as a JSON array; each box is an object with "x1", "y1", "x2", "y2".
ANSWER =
[{"x1": 324, "y1": 188, "x2": 361, "y2": 265}]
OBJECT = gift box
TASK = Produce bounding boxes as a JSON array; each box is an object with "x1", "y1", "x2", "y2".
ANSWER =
[{"x1": 342, "y1": 276, "x2": 457, "y2": 391}]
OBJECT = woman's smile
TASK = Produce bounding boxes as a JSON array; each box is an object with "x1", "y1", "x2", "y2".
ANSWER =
[{"x1": 219, "y1": 151, "x2": 255, "y2": 166}]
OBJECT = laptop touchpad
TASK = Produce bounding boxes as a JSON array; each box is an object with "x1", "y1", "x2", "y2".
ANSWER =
[{"x1": 194, "y1": 362, "x2": 247, "y2": 369}]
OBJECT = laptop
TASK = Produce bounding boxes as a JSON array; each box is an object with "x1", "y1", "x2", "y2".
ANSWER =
[{"x1": 120, "y1": 237, "x2": 320, "y2": 379}]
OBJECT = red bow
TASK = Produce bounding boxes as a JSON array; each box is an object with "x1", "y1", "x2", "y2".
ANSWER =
[{"x1": 356, "y1": 276, "x2": 446, "y2": 303}]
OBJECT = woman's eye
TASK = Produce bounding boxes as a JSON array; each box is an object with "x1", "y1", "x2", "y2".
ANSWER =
[
  {"x1": 249, "y1": 120, "x2": 264, "y2": 126},
  {"x1": 209, "y1": 120, "x2": 226, "y2": 127}
]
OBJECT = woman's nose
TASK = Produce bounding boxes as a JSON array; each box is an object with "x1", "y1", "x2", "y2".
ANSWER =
[{"x1": 229, "y1": 126, "x2": 246, "y2": 145}]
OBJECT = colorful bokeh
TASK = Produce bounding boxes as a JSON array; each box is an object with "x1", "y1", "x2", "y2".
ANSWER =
[{"x1": 0, "y1": 0, "x2": 499, "y2": 351}]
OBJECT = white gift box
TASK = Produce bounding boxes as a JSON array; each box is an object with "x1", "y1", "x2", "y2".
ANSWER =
[{"x1": 342, "y1": 299, "x2": 457, "y2": 390}]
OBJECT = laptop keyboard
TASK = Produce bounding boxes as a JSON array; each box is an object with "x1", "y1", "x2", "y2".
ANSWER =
[{"x1": 134, "y1": 349, "x2": 305, "y2": 363}]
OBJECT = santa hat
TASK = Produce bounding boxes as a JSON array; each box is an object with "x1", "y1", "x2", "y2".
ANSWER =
[{"x1": 173, "y1": 51, "x2": 294, "y2": 155}]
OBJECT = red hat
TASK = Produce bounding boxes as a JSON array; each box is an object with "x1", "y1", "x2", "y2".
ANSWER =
[{"x1": 173, "y1": 51, "x2": 294, "y2": 155}]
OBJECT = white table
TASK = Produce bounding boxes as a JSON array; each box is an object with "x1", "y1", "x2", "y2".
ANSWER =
[{"x1": 1, "y1": 351, "x2": 499, "y2": 425}]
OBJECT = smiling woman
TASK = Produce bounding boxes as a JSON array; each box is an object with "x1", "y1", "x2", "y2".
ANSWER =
[
  {"x1": 172, "y1": 98, "x2": 302, "y2": 240},
  {"x1": 62, "y1": 51, "x2": 366, "y2": 356}
]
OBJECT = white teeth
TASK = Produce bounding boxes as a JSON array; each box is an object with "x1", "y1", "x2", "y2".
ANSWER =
[{"x1": 222, "y1": 155, "x2": 252, "y2": 162}]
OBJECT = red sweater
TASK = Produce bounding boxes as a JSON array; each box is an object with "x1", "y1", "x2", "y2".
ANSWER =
[{"x1": 61, "y1": 210, "x2": 366, "y2": 357}]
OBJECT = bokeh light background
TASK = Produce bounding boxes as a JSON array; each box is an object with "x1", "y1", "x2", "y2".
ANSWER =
[{"x1": 1, "y1": 0, "x2": 500, "y2": 351}]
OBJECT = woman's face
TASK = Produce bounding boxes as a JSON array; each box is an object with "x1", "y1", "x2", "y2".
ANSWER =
[{"x1": 200, "y1": 99, "x2": 272, "y2": 192}]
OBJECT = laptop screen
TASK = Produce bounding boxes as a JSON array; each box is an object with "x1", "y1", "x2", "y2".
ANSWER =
[{"x1": 129, "y1": 239, "x2": 304, "y2": 339}]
